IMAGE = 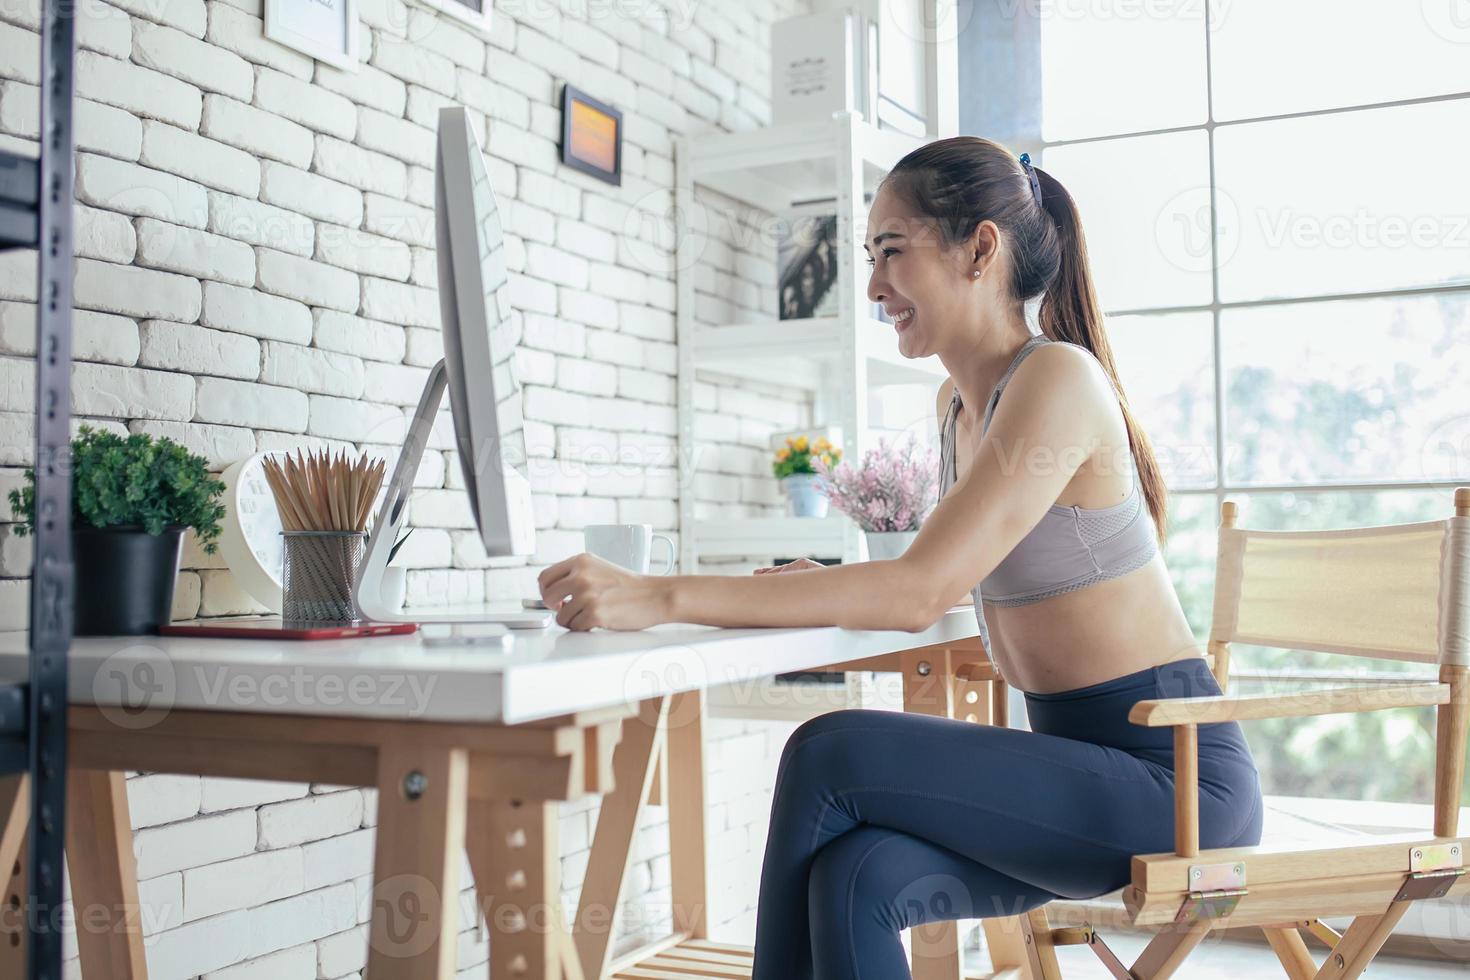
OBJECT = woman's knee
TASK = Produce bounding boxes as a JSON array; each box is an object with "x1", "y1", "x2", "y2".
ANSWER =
[
  {"x1": 777, "y1": 709, "x2": 890, "y2": 776},
  {"x1": 808, "y1": 828, "x2": 905, "y2": 932}
]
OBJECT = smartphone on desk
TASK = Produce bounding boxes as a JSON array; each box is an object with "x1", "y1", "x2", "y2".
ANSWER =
[{"x1": 420, "y1": 623, "x2": 513, "y2": 648}]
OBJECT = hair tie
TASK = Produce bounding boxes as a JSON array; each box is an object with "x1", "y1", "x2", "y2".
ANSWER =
[{"x1": 1019, "y1": 152, "x2": 1043, "y2": 208}]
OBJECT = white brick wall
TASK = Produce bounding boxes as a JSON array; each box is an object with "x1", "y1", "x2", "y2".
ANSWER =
[{"x1": 0, "y1": 0, "x2": 819, "y2": 975}]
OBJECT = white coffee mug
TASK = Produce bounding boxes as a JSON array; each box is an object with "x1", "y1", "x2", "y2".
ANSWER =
[{"x1": 584, "y1": 524, "x2": 676, "y2": 575}]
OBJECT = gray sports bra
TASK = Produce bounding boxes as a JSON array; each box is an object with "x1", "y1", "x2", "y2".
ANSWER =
[{"x1": 938, "y1": 335, "x2": 1158, "y2": 638}]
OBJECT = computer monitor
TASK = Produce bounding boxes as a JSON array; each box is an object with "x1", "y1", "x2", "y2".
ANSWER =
[{"x1": 355, "y1": 106, "x2": 548, "y2": 627}]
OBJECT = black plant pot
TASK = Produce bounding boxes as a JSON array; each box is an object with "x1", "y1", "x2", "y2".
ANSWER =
[{"x1": 72, "y1": 525, "x2": 185, "y2": 636}]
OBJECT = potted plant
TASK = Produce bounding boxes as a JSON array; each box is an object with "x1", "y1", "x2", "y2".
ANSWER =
[
  {"x1": 8, "y1": 425, "x2": 226, "y2": 635},
  {"x1": 772, "y1": 434, "x2": 842, "y2": 517},
  {"x1": 814, "y1": 433, "x2": 938, "y2": 560}
]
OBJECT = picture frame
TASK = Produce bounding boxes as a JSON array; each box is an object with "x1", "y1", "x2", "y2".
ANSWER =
[
  {"x1": 264, "y1": 0, "x2": 360, "y2": 72},
  {"x1": 410, "y1": 0, "x2": 493, "y2": 33},
  {"x1": 559, "y1": 84, "x2": 623, "y2": 186},
  {"x1": 777, "y1": 212, "x2": 840, "y2": 320}
]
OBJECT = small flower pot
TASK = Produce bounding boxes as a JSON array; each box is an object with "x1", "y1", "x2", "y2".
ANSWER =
[
  {"x1": 864, "y1": 530, "x2": 919, "y2": 561},
  {"x1": 72, "y1": 524, "x2": 185, "y2": 636},
  {"x1": 781, "y1": 473, "x2": 829, "y2": 518}
]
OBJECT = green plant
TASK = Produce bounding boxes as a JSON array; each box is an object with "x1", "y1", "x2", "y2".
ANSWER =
[
  {"x1": 7, "y1": 425, "x2": 227, "y2": 553},
  {"x1": 771, "y1": 434, "x2": 841, "y2": 479}
]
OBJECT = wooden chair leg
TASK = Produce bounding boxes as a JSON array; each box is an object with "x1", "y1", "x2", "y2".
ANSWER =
[
  {"x1": 1017, "y1": 906, "x2": 1064, "y2": 980},
  {"x1": 1262, "y1": 925, "x2": 1317, "y2": 979},
  {"x1": 1, "y1": 776, "x2": 27, "y2": 976},
  {"x1": 571, "y1": 697, "x2": 667, "y2": 980},
  {"x1": 666, "y1": 688, "x2": 710, "y2": 940},
  {"x1": 366, "y1": 742, "x2": 469, "y2": 980},
  {"x1": 1129, "y1": 920, "x2": 1212, "y2": 979},
  {"x1": 1312, "y1": 903, "x2": 1412, "y2": 980},
  {"x1": 65, "y1": 769, "x2": 148, "y2": 979}
]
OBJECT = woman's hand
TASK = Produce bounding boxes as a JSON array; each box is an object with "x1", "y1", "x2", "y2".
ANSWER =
[
  {"x1": 754, "y1": 557, "x2": 825, "y2": 575},
  {"x1": 537, "y1": 553, "x2": 671, "y2": 631}
]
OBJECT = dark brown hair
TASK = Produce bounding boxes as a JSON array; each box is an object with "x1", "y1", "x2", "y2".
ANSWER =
[{"x1": 882, "y1": 136, "x2": 1167, "y2": 544}]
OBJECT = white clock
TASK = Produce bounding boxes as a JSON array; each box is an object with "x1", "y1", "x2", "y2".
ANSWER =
[{"x1": 217, "y1": 452, "x2": 288, "y2": 613}]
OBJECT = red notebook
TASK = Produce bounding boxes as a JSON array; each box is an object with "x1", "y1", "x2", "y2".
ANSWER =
[{"x1": 159, "y1": 616, "x2": 418, "y2": 640}]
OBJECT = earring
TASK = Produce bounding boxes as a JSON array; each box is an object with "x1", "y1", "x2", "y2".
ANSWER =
[{"x1": 971, "y1": 270, "x2": 981, "y2": 279}]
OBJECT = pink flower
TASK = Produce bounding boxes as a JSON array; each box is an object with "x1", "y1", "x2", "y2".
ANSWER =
[{"x1": 814, "y1": 434, "x2": 938, "y2": 532}]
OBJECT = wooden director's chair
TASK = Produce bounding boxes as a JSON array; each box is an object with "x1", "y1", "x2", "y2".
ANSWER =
[{"x1": 613, "y1": 489, "x2": 1467, "y2": 980}]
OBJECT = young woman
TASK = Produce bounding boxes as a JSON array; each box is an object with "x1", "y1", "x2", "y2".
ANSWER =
[{"x1": 537, "y1": 137, "x2": 1263, "y2": 978}]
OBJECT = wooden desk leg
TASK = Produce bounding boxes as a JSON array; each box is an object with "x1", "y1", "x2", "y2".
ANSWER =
[
  {"x1": 573, "y1": 698, "x2": 668, "y2": 980},
  {"x1": 367, "y1": 742, "x2": 469, "y2": 980},
  {"x1": 470, "y1": 799, "x2": 582, "y2": 980},
  {"x1": 900, "y1": 649, "x2": 964, "y2": 980},
  {"x1": 1, "y1": 776, "x2": 27, "y2": 976},
  {"x1": 66, "y1": 770, "x2": 149, "y2": 979},
  {"x1": 666, "y1": 689, "x2": 708, "y2": 940}
]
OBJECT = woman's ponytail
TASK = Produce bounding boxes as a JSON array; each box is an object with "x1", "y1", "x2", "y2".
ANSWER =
[{"x1": 1034, "y1": 166, "x2": 1169, "y2": 545}]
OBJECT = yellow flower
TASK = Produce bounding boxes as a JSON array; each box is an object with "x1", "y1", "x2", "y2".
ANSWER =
[
  {"x1": 793, "y1": 435, "x2": 809, "y2": 452},
  {"x1": 775, "y1": 447, "x2": 790, "y2": 461},
  {"x1": 815, "y1": 437, "x2": 831, "y2": 451}
]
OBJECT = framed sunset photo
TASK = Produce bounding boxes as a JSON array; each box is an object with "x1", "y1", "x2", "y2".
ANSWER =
[{"x1": 560, "y1": 84, "x2": 623, "y2": 186}]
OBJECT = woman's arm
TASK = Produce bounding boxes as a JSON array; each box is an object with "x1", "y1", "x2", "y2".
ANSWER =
[{"x1": 539, "y1": 344, "x2": 1115, "y2": 632}]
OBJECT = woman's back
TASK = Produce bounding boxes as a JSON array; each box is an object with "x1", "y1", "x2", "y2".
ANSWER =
[{"x1": 936, "y1": 341, "x2": 1203, "y2": 693}]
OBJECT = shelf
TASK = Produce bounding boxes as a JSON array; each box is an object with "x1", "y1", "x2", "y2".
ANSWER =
[
  {"x1": 692, "y1": 515, "x2": 850, "y2": 559},
  {"x1": 682, "y1": 113, "x2": 921, "y2": 211},
  {"x1": 0, "y1": 151, "x2": 39, "y2": 251},
  {"x1": 692, "y1": 316, "x2": 947, "y2": 389}
]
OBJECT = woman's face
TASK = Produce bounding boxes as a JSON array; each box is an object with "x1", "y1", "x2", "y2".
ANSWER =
[{"x1": 864, "y1": 183, "x2": 1005, "y2": 360}]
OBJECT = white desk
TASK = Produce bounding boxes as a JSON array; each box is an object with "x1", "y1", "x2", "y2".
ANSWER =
[{"x1": 0, "y1": 608, "x2": 1027, "y2": 980}]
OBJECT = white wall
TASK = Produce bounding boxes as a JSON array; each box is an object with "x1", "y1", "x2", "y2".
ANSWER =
[{"x1": 0, "y1": 0, "x2": 815, "y2": 974}]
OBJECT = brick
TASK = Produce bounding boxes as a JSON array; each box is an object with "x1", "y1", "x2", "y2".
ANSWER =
[
  {"x1": 72, "y1": 361, "x2": 195, "y2": 420},
  {"x1": 146, "y1": 910, "x2": 252, "y2": 979},
  {"x1": 256, "y1": 248, "x2": 360, "y2": 312},
  {"x1": 586, "y1": 328, "x2": 644, "y2": 368},
  {"x1": 245, "y1": 882, "x2": 358, "y2": 960},
  {"x1": 407, "y1": 8, "x2": 484, "y2": 70},
  {"x1": 202, "y1": 944, "x2": 315, "y2": 980},
  {"x1": 260, "y1": 340, "x2": 364, "y2": 398},
  {"x1": 74, "y1": 203, "x2": 137, "y2": 264},
  {"x1": 133, "y1": 808, "x2": 257, "y2": 879},
  {"x1": 558, "y1": 288, "x2": 619, "y2": 330},
  {"x1": 183, "y1": 848, "x2": 305, "y2": 921},
  {"x1": 301, "y1": 828, "x2": 374, "y2": 890},
  {"x1": 74, "y1": 257, "x2": 201, "y2": 322},
  {"x1": 133, "y1": 20, "x2": 253, "y2": 100},
  {"x1": 253, "y1": 67, "x2": 356, "y2": 139},
  {"x1": 315, "y1": 61, "x2": 407, "y2": 115},
  {"x1": 316, "y1": 924, "x2": 369, "y2": 978},
  {"x1": 362, "y1": 193, "x2": 434, "y2": 248},
  {"x1": 455, "y1": 69, "x2": 530, "y2": 131},
  {"x1": 127, "y1": 774, "x2": 202, "y2": 829},
  {"x1": 521, "y1": 314, "x2": 584, "y2": 356},
  {"x1": 313, "y1": 136, "x2": 408, "y2": 198},
  {"x1": 359, "y1": 361, "x2": 428, "y2": 406},
  {"x1": 353, "y1": 108, "x2": 434, "y2": 170},
  {"x1": 131, "y1": 419, "x2": 256, "y2": 469},
  {"x1": 198, "y1": 567, "x2": 271, "y2": 615},
  {"x1": 200, "y1": 281, "x2": 312, "y2": 344},
  {"x1": 404, "y1": 325, "x2": 442, "y2": 366},
  {"x1": 315, "y1": 223, "x2": 412, "y2": 281},
  {"x1": 526, "y1": 243, "x2": 590, "y2": 290},
  {"x1": 370, "y1": 36, "x2": 456, "y2": 94},
  {"x1": 195, "y1": 377, "x2": 308, "y2": 431},
  {"x1": 258, "y1": 790, "x2": 363, "y2": 849},
  {"x1": 139, "y1": 319, "x2": 260, "y2": 378},
  {"x1": 201, "y1": 94, "x2": 314, "y2": 167},
  {"x1": 205, "y1": 4, "x2": 314, "y2": 79},
  {"x1": 312, "y1": 310, "x2": 406, "y2": 364},
  {"x1": 76, "y1": 50, "x2": 202, "y2": 130},
  {"x1": 259, "y1": 162, "x2": 363, "y2": 227},
  {"x1": 109, "y1": 0, "x2": 207, "y2": 36},
  {"x1": 491, "y1": 51, "x2": 553, "y2": 102},
  {"x1": 208, "y1": 191, "x2": 316, "y2": 257},
  {"x1": 555, "y1": 217, "x2": 617, "y2": 263},
  {"x1": 307, "y1": 394, "x2": 404, "y2": 443},
  {"x1": 556, "y1": 356, "x2": 617, "y2": 396},
  {"x1": 0, "y1": 88, "x2": 143, "y2": 161},
  {"x1": 75, "y1": 154, "x2": 209, "y2": 229},
  {"x1": 359, "y1": 276, "x2": 438, "y2": 328},
  {"x1": 519, "y1": 170, "x2": 580, "y2": 218},
  {"x1": 0, "y1": 303, "x2": 140, "y2": 367},
  {"x1": 134, "y1": 217, "x2": 257, "y2": 286},
  {"x1": 523, "y1": 385, "x2": 588, "y2": 426},
  {"x1": 140, "y1": 120, "x2": 261, "y2": 197},
  {"x1": 511, "y1": 273, "x2": 556, "y2": 315},
  {"x1": 0, "y1": 21, "x2": 38, "y2": 83}
]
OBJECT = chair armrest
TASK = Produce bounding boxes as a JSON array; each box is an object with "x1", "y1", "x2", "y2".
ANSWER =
[{"x1": 1129, "y1": 681, "x2": 1449, "y2": 727}]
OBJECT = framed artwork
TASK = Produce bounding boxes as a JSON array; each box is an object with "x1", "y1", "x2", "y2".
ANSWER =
[
  {"x1": 777, "y1": 213, "x2": 839, "y2": 320},
  {"x1": 412, "y1": 0, "x2": 493, "y2": 32},
  {"x1": 560, "y1": 84, "x2": 623, "y2": 186},
  {"x1": 264, "y1": 0, "x2": 360, "y2": 72}
]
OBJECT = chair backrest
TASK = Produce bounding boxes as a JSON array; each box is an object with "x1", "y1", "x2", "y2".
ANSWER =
[{"x1": 1209, "y1": 498, "x2": 1469, "y2": 669}]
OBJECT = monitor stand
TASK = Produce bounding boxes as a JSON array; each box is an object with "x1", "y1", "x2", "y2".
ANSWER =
[{"x1": 355, "y1": 358, "x2": 553, "y2": 628}]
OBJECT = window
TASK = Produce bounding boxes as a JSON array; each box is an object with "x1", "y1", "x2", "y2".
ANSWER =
[{"x1": 1038, "y1": 2, "x2": 1470, "y2": 806}]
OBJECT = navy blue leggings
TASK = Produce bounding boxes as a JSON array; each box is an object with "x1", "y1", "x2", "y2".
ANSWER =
[{"x1": 750, "y1": 656, "x2": 1263, "y2": 980}]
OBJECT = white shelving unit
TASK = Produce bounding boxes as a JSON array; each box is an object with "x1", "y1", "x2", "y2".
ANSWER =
[{"x1": 674, "y1": 112, "x2": 948, "y2": 569}]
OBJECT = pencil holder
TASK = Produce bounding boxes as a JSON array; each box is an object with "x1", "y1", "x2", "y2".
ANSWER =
[{"x1": 281, "y1": 530, "x2": 367, "y2": 624}]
